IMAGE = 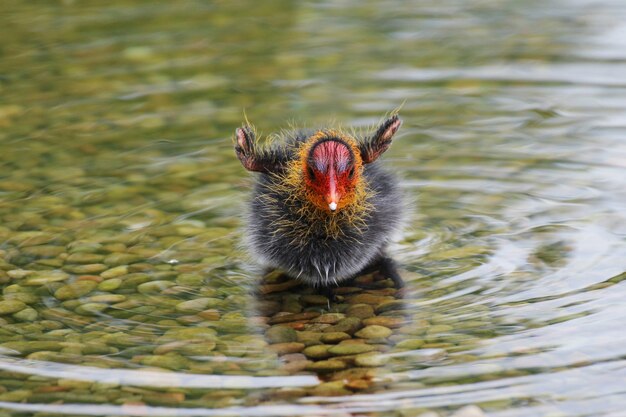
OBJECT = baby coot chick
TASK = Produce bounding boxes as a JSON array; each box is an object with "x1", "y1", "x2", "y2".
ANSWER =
[{"x1": 235, "y1": 114, "x2": 405, "y2": 289}]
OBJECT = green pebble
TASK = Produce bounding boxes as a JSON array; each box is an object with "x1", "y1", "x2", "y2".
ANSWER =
[
  {"x1": 265, "y1": 326, "x2": 297, "y2": 344},
  {"x1": 375, "y1": 300, "x2": 406, "y2": 314},
  {"x1": 0, "y1": 389, "x2": 32, "y2": 402},
  {"x1": 302, "y1": 345, "x2": 333, "y2": 359},
  {"x1": 2, "y1": 284, "x2": 23, "y2": 293},
  {"x1": 61, "y1": 300, "x2": 81, "y2": 310},
  {"x1": 305, "y1": 360, "x2": 347, "y2": 373},
  {"x1": 12, "y1": 307, "x2": 38, "y2": 322},
  {"x1": 311, "y1": 380, "x2": 351, "y2": 396},
  {"x1": 300, "y1": 295, "x2": 329, "y2": 305},
  {"x1": 97, "y1": 278, "x2": 122, "y2": 291},
  {"x1": 354, "y1": 352, "x2": 389, "y2": 367},
  {"x1": 160, "y1": 327, "x2": 217, "y2": 342},
  {"x1": 4, "y1": 292, "x2": 38, "y2": 304},
  {"x1": 346, "y1": 304, "x2": 375, "y2": 319},
  {"x1": 320, "y1": 332, "x2": 351, "y2": 344},
  {"x1": 103, "y1": 332, "x2": 147, "y2": 348},
  {"x1": 87, "y1": 294, "x2": 126, "y2": 303},
  {"x1": 66, "y1": 253, "x2": 105, "y2": 264},
  {"x1": 7, "y1": 270, "x2": 32, "y2": 279},
  {"x1": 396, "y1": 339, "x2": 425, "y2": 350},
  {"x1": 13, "y1": 232, "x2": 55, "y2": 247},
  {"x1": 311, "y1": 313, "x2": 345, "y2": 324},
  {"x1": 139, "y1": 355, "x2": 188, "y2": 370},
  {"x1": 216, "y1": 340, "x2": 247, "y2": 357},
  {"x1": 75, "y1": 303, "x2": 109, "y2": 315},
  {"x1": 355, "y1": 325, "x2": 393, "y2": 339},
  {"x1": 138, "y1": 280, "x2": 175, "y2": 294},
  {"x1": 296, "y1": 331, "x2": 323, "y2": 346},
  {"x1": 63, "y1": 264, "x2": 108, "y2": 274},
  {"x1": 22, "y1": 271, "x2": 69, "y2": 286},
  {"x1": 104, "y1": 253, "x2": 143, "y2": 267},
  {"x1": 0, "y1": 300, "x2": 27, "y2": 315},
  {"x1": 179, "y1": 341, "x2": 217, "y2": 355},
  {"x1": 328, "y1": 344, "x2": 376, "y2": 356},
  {"x1": 427, "y1": 324, "x2": 454, "y2": 334},
  {"x1": 118, "y1": 273, "x2": 151, "y2": 290},
  {"x1": 67, "y1": 241, "x2": 102, "y2": 254},
  {"x1": 20, "y1": 245, "x2": 65, "y2": 258},
  {"x1": 176, "y1": 273, "x2": 205, "y2": 286},
  {"x1": 1, "y1": 341, "x2": 64, "y2": 355},
  {"x1": 171, "y1": 251, "x2": 205, "y2": 263},
  {"x1": 82, "y1": 343, "x2": 115, "y2": 355},
  {"x1": 35, "y1": 258, "x2": 64, "y2": 268},
  {"x1": 100, "y1": 266, "x2": 128, "y2": 279},
  {"x1": 323, "y1": 317, "x2": 362, "y2": 335},
  {"x1": 175, "y1": 298, "x2": 221, "y2": 313},
  {"x1": 54, "y1": 281, "x2": 97, "y2": 300},
  {"x1": 59, "y1": 379, "x2": 92, "y2": 390}
]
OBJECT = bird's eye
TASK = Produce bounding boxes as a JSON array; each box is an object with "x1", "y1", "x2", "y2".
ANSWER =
[
  {"x1": 348, "y1": 167, "x2": 355, "y2": 178},
  {"x1": 307, "y1": 166, "x2": 316, "y2": 179}
]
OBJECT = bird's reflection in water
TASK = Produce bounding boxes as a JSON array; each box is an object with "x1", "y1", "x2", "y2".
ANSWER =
[{"x1": 253, "y1": 269, "x2": 408, "y2": 396}]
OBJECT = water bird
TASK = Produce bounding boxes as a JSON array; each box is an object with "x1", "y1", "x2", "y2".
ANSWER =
[{"x1": 235, "y1": 114, "x2": 405, "y2": 291}]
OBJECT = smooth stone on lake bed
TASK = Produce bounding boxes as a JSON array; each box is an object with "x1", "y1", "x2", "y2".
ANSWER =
[
  {"x1": 396, "y1": 339, "x2": 425, "y2": 350},
  {"x1": 54, "y1": 281, "x2": 97, "y2": 300},
  {"x1": 303, "y1": 345, "x2": 333, "y2": 359},
  {"x1": 5, "y1": 292, "x2": 38, "y2": 305},
  {"x1": 0, "y1": 300, "x2": 27, "y2": 315},
  {"x1": 63, "y1": 264, "x2": 108, "y2": 274},
  {"x1": 346, "y1": 304, "x2": 375, "y2": 319},
  {"x1": 175, "y1": 298, "x2": 221, "y2": 313},
  {"x1": 296, "y1": 331, "x2": 323, "y2": 346},
  {"x1": 320, "y1": 332, "x2": 351, "y2": 344},
  {"x1": 354, "y1": 325, "x2": 393, "y2": 339},
  {"x1": 311, "y1": 380, "x2": 351, "y2": 396},
  {"x1": 311, "y1": 313, "x2": 345, "y2": 324},
  {"x1": 100, "y1": 266, "x2": 128, "y2": 279},
  {"x1": 305, "y1": 360, "x2": 347, "y2": 373},
  {"x1": 323, "y1": 317, "x2": 362, "y2": 335},
  {"x1": 354, "y1": 352, "x2": 389, "y2": 367},
  {"x1": 268, "y1": 342, "x2": 305, "y2": 355},
  {"x1": 104, "y1": 253, "x2": 143, "y2": 266},
  {"x1": 328, "y1": 344, "x2": 376, "y2": 356},
  {"x1": 265, "y1": 325, "x2": 297, "y2": 344},
  {"x1": 12, "y1": 307, "x2": 38, "y2": 322},
  {"x1": 66, "y1": 253, "x2": 104, "y2": 264},
  {"x1": 20, "y1": 245, "x2": 65, "y2": 258},
  {"x1": 97, "y1": 278, "x2": 121, "y2": 291},
  {"x1": 1, "y1": 341, "x2": 65, "y2": 355},
  {"x1": 137, "y1": 280, "x2": 175, "y2": 294},
  {"x1": 75, "y1": 303, "x2": 109, "y2": 315},
  {"x1": 22, "y1": 271, "x2": 69, "y2": 286},
  {"x1": 159, "y1": 327, "x2": 218, "y2": 342},
  {"x1": 362, "y1": 316, "x2": 405, "y2": 328},
  {"x1": 375, "y1": 300, "x2": 405, "y2": 314},
  {"x1": 300, "y1": 295, "x2": 329, "y2": 305}
]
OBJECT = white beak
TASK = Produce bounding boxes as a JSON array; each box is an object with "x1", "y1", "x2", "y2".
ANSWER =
[{"x1": 329, "y1": 202, "x2": 337, "y2": 211}]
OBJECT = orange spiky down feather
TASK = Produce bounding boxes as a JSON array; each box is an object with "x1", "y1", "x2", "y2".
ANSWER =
[
  {"x1": 266, "y1": 129, "x2": 374, "y2": 242},
  {"x1": 234, "y1": 114, "x2": 406, "y2": 288}
]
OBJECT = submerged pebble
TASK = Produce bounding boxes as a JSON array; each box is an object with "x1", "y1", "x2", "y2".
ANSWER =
[
  {"x1": 54, "y1": 281, "x2": 98, "y2": 300},
  {"x1": 0, "y1": 300, "x2": 27, "y2": 315},
  {"x1": 355, "y1": 325, "x2": 393, "y2": 339}
]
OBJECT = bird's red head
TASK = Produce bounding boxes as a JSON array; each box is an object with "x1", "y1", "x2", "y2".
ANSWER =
[{"x1": 302, "y1": 135, "x2": 362, "y2": 213}]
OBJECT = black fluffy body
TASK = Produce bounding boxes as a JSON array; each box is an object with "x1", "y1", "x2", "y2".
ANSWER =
[
  {"x1": 248, "y1": 160, "x2": 403, "y2": 287},
  {"x1": 236, "y1": 117, "x2": 406, "y2": 288}
]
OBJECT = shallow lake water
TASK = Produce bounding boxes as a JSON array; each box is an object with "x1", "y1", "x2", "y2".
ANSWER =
[{"x1": 1, "y1": 1, "x2": 626, "y2": 416}]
